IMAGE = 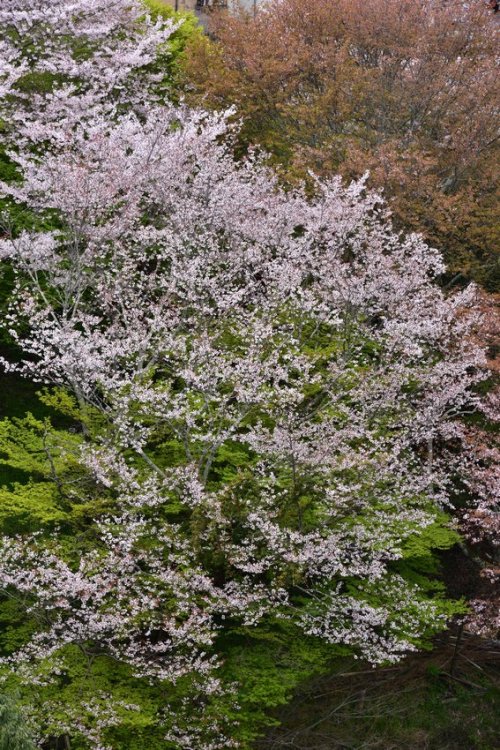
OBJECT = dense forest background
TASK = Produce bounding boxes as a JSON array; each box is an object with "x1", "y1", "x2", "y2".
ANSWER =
[{"x1": 0, "y1": 1, "x2": 498, "y2": 749}]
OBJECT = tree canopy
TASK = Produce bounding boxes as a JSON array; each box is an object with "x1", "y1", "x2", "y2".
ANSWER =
[
  {"x1": 0, "y1": 1, "x2": 497, "y2": 748},
  {"x1": 183, "y1": 0, "x2": 500, "y2": 289}
]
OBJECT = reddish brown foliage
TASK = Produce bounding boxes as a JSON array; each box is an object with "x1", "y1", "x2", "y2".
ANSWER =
[{"x1": 183, "y1": 0, "x2": 500, "y2": 288}]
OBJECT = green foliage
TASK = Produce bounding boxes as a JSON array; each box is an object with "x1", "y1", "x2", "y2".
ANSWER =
[
  {"x1": 0, "y1": 693, "x2": 35, "y2": 750},
  {"x1": 0, "y1": 315, "x2": 473, "y2": 747},
  {"x1": 0, "y1": 385, "x2": 468, "y2": 747},
  {"x1": 0, "y1": 408, "x2": 80, "y2": 474},
  {"x1": 142, "y1": 0, "x2": 204, "y2": 93},
  {"x1": 401, "y1": 515, "x2": 461, "y2": 561},
  {"x1": 394, "y1": 515, "x2": 465, "y2": 599},
  {"x1": 0, "y1": 403, "x2": 113, "y2": 537},
  {"x1": 0, "y1": 482, "x2": 68, "y2": 533},
  {"x1": 219, "y1": 620, "x2": 347, "y2": 745},
  {"x1": 1, "y1": 650, "x2": 168, "y2": 750},
  {"x1": 0, "y1": 598, "x2": 38, "y2": 655}
]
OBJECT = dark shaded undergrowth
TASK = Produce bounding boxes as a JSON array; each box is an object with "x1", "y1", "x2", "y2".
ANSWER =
[{"x1": 256, "y1": 629, "x2": 500, "y2": 750}]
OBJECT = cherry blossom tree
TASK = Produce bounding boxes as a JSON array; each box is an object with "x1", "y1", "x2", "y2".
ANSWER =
[
  {"x1": 0, "y1": 0, "x2": 177, "y2": 143},
  {"x1": 0, "y1": 1, "x2": 494, "y2": 748}
]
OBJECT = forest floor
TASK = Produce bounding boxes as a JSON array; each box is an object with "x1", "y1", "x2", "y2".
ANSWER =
[{"x1": 256, "y1": 629, "x2": 500, "y2": 750}]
